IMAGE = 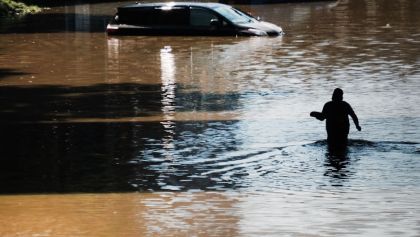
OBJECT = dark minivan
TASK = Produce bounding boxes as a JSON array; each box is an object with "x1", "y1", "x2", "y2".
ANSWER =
[{"x1": 106, "y1": 2, "x2": 283, "y2": 36}]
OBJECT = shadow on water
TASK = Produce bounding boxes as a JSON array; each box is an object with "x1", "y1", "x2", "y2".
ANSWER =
[
  {"x1": 0, "y1": 121, "x2": 240, "y2": 194},
  {"x1": 0, "y1": 83, "x2": 240, "y2": 122},
  {"x1": 0, "y1": 83, "x2": 241, "y2": 194},
  {"x1": 0, "y1": 69, "x2": 30, "y2": 80}
]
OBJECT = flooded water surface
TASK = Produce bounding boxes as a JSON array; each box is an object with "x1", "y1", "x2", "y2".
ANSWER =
[{"x1": 1, "y1": 0, "x2": 420, "y2": 236}]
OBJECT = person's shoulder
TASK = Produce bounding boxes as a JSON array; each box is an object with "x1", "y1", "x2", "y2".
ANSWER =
[
  {"x1": 342, "y1": 101, "x2": 351, "y2": 106},
  {"x1": 342, "y1": 101, "x2": 353, "y2": 110},
  {"x1": 324, "y1": 101, "x2": 333, "y2": 106}
]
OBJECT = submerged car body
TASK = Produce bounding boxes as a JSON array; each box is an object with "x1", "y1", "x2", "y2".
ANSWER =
[{"x1": 106, "y1": 2, "x2": 284, "y2": 36}]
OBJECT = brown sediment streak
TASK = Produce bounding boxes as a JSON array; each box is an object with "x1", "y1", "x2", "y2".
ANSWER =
[{"x1": 23, "y1": 112, "x2": 241, "y2": 124}]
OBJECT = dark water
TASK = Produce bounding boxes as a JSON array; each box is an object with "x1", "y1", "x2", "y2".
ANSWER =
[{"x1": 1, "y1": 0, "x2": 420, "y2": 236}]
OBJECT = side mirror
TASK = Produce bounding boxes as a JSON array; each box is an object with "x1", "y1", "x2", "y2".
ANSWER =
[
  {"x1": 210, "y1": 18, "x2": 221, "y2": 28},
  {"x1": 246, "y1": 11, "x2": 261, "y2": 21}
]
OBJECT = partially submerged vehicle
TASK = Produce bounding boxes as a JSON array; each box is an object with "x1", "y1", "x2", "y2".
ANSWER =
[{"x1": 106, "y1": 2, "x2": 284, "y2": 36}]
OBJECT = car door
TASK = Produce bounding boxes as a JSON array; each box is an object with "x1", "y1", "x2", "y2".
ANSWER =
[
  {"x1": 189, "y1": 7, "x2": 235, "y2": 36},
  {"x1": 153, "y1": 7, "x2": 190, "y2": 35}
]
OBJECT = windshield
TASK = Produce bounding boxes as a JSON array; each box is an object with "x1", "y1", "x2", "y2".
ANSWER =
[{"x1": 213, "y1": 6, "x2": 256, "y2": 24}]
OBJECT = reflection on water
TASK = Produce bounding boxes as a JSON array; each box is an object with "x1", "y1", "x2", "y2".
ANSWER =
[
  {"x1": 160, "y1": 46, "x2": 177, "y2": 161},
  {"x1": 72, "y1": 4, "x2": 91, "y2": 32},
  {"x1": 1, "y1": 189, "x2": 419, "y2": 236},
  {"x1": 1, "y1": 0, "x2": 420, "y2": 236}
]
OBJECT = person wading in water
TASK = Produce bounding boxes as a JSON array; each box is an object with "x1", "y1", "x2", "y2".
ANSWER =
[{"x1": 310, "y1": 88, "x2": 361, "y2": 149}]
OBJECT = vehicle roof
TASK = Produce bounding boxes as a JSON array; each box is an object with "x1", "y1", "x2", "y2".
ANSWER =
[{"x1": 118, "y1": 2, "x2": 230, "y2": 10}]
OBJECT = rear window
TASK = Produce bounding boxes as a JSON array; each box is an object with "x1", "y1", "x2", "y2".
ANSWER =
[{"x1": 118, "y1": 7, "x2": 189, "y2": 26}]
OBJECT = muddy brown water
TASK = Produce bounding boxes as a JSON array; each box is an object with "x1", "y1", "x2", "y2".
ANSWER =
[{"x1": 1, "y1": 0, "x2": 420, "y2": 236}]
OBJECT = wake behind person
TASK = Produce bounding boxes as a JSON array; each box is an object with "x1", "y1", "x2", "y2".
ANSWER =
[{"x1": 311, "y1": 88, "x2": 361, "y2": 149}]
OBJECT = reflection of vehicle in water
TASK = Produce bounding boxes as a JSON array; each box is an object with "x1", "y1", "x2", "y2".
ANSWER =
[
  {"x1": 105, "y1": 36, "x2": 283, "y2": 91},
  {"x1": 106, "y1": 2, "x2": 284, "y2": 36}
]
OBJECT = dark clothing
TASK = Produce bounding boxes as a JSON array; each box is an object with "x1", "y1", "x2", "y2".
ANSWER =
[
  {"x1": 311, "y1": 88, "x2": 361, "y2": 150},
  {"x1": 321, "y1": 100, "x2": 358, "y2": 146}
]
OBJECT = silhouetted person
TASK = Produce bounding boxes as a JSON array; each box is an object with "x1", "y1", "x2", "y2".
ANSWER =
[{"x1": 311, "y1": 88, "x2": 361, "y2": 149}]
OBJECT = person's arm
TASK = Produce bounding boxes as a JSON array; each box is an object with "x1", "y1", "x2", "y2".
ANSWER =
[
  {"x1": 348, "y1": 104, "x2": 361, "y2": 131},
  {"x1": 310, "y1": 111, "x2": 325, "y2": 121},
  {"x1": 310, "y1": 103, "x2": 327, "y2": 121}
]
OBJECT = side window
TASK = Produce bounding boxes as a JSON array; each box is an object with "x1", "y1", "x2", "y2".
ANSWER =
[
  {"x1": 118, "y1": 8, "x2": 188, "y2": 26},
  {"x1": 155, "y1": 8, "x2": 189, "y2": 26},
  {"x1": 190, "y1": 8, "x2": 219, "y2": 27},
  {"x1": 118, "y1": 9, "x2": 155, "y2": 25}
]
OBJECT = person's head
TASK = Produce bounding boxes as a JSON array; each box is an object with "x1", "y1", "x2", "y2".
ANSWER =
[{"x1": 332, "y1": 88, "x2": 343, "y2": 101}]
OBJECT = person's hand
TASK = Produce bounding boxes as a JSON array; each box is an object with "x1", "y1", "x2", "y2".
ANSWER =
[
  {"x1": 356, "y1": 125, "x2": 362, "y2": 131},
  {"x1": 310, "y1": 111, "x2": 324, "y2": 121}
]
